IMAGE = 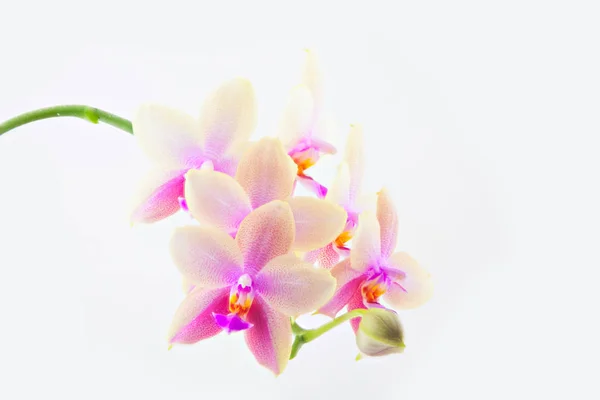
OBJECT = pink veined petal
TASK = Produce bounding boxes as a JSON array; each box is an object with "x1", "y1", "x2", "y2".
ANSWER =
[
  {"x1": 168, "y1": 287, "x2": 229, "y2": 344},
  {"x1": 287, "y1": 197, "x2": 347, "y2": 252},
  {"x1": 296, "y1": 174, "x2": 328, "y2": 198},
  {"x1": 236, "y1": 200, "x2": 295, "y2": 275},
  {"x1": 130, "y1": 168, "x2": 187, "y2": 224},
  {"x1": 347, "y1": 290, "x2": 367, "y2": 333},
  {"x1": 244, "y1": 296, "x2": 292, "y2": 376},
  {"x1": 133, "y1": 104, "x2": 204, "y2": 168},
  {"x1": 169, "y1": 225, "x2": 243, "y2": 288},
  {"x1": 235, "y1": 137, "x2": 297, "y2": 209},
  {"x1": 318, "y1": 259, "x2": 366, "y2": 318},
  {"x1": 255, "y1": 254, "x2": 335, "y2": 316},
  {"x1": 200, "y1": 78, "x2": 257, "y2": 159},
  {"x1": 326, "y1": 163, "x2": 351, "y2": 209},
  {"x1": 383, "y1": 252, "x2": 433, "y2": 310},
  {"x1": 377, "y1": 188, "x2": 399, "y2": 259},
  {"x1": 350, "y1": 212, "x2": 382, "y2": 273},
  {"x1": 278, "y1": 85, "x2": 315, "y2": 150},
  {"x1": 184, "y1": 169, "x2": 252, "y2": 234}
]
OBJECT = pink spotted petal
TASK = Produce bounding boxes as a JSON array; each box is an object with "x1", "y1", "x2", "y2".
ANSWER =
[
  {"x1": 297, "y1": 174, "x2": 328, "y2": 198},
  {"x1": 200, "y1": 78, "x2": 257, "y2": 158},
  {"x1": 244, "y1": 296, "x2": 292, "y2": 376},
  {"x1": 130, "y1": 168, "x2": 187, "y2": 224},
  {"x1": 256, "y1": 254, "x2": 335, "y2": 316},
  {"x1": 236, "y1": 201, "x2": 295, "y2": 274},
  {"x1": 377, "y1": 188, "x2": 399, "y2": 259},
  {"x1": 168, "y1": 287, "x2": 229, "y2": 344},
  {"x1": 133, "y1": 104, "x2": 204, "y2": 168},
  {"x1": 235, "y1": 137, "x2": 297, "y2": 209},
  {"x1": 317, "y1": 243, "x2": 342, "y2": 269},
  {"x1": 287, "y1": 197, "x2": 347, "y2": 252},
  {"x1": 347, "y1": 290, "x2": 367, "y2": 333},
  {"x1": 350, "y1": 212, "x2": 382, "y2": 272},
  {"x1": 383, "y1": 252, "x2": 433, "y2": 310},
  {"x1": 170, "y1": 225, "x2": 243, "y2": 288},
  {"x1": 184, "y1": 169, "x2": 252, "y2": 234},
  {"x1": 344, "y1": 124, "x2": 365, "y2": 205},
  {"x1": 318, "y1": 259, "x2": 366, "y2": 318}
]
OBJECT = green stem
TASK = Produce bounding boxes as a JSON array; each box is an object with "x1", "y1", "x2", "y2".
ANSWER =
[
  {"x1": 0, "y1": 105, "x2": 133, "y2": 136},
  {"x1": 290, "y1": 309, "x2": 367, "y2": 360}
]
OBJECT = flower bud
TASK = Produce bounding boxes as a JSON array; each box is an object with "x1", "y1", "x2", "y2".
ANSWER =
[{"x1": 356, "y1": 308, "x2": 405, "y2": 357}]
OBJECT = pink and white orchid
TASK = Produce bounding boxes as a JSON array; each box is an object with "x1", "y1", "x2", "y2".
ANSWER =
[
  {"x1": 305, "y1": 124, "x2": 368, "y2": 267},
  {"x1": 319, "y1": 189, "x2": 433, "y2": 330},
  {"x1": 168, "y1": 200, "x2": 336, "y2": 375},
  {"x1": 183, "y1": 136, "x2": 347, "y2": 251},
  {"x1": 279, "y1": 50, "x2": 337, "y2": 197},
  {"x1": 130, "y1": 78, "x2": 257, "y2": 224}
]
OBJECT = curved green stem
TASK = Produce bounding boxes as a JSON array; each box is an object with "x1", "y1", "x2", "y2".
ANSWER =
[
  {"x1": 0, "y1": 105, "x2": 133, "y2": 136},
  {"x1": 290, "y1": 309, "x2": 367, "y2": 360}
]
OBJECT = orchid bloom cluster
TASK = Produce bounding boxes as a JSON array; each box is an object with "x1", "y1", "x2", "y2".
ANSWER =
[{"x1": 128, "y1": 51, "x2": 433, "y2": 375}]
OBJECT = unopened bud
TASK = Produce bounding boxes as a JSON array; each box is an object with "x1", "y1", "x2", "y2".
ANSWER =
[{"x1": 356, "y1": 308, "x2": 405, "y2": 357}]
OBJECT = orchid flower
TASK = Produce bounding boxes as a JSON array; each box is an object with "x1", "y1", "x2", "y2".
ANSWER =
[
  {"x1": 318, "y1": 188, "x2": 433, "y2": 330},
  {"x1": 130, "y1": 78, "x2": 257, "y2": 224},
  {"x1": 183, "y1": 136, "x2": 347, "y2": 250},
  {"x1": 305, "y1": 124, "x2": 367, "y2": 267},
  {"x1": 279, "y1": 50, "x2": 336, "y2": 197},
  {"x1": 167, "y1": 200, "x2": 336, "y2": 375}
]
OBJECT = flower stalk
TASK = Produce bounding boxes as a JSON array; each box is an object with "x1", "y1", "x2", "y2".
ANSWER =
[
  {"x1": 290, "y1": 309, "x2": 368, "y2": 359},
  {"x1": 0, "y1": 105, "x2": 133, "y2": 136}
]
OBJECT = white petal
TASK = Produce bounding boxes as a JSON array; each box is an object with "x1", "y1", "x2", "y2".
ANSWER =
[
  {"x1": 344, "y1": 124, "x2": 365, "y2": 205},
  {"x1": 301, "y1": 49, "x2": 324, "y2": 114},
  {"x1": 384, "y1": 252, "x2": 433, "y2": 310},
  {"x1": 326, "y1": 163, "x2": 351, "y2": 208},
  {"x1": 278, "y1": 85, "x2": 315, "y2": 148},
  {"x1": 287, "y1": 197, "x2": 347, "y2": 251},
  {"x1": 184, "y1": 169, "x2": 251, "y2": 233},
  {"x1": 200, "y1": 78, "x2": 257, "y2": 158},
  {"x1": 350, "y1": 212, "x2": 382, "y2": 272},
  {"x1": 256, "y1": 253, "x2": 335, "y2": 316},
  {"x1": 133, "y1": 104, "x2": 203, "y2": 168}
]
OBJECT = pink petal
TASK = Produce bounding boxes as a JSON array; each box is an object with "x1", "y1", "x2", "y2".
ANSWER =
[
  {"x1": 350, "y1": 212, "x2": 382, "y2": 272},
  {"x1": 130, "y1": 168, "x2": 187, "y2": 224},
  {"x1": 236, "y1": 200, "x2": 295, "y2": 274},
  {"x1": 318, "y1": 259, "x2": 366, "y2": 318},
  {"x1": 377, "y1": 188, "x2": 399, "y2": 259},
  {"x1": 344, "y1": 124, "x2": 365, "y2": 205},
  {"x1": 169, "y1": 225, "x2": 243, "y2": 288},
  {"x1": 255, "y1": 254, "x2": 335, "y2": 316},
  {"x1": 235, "y1": 137, "x2": 297, "y2": 209},
  {"x1": 296, "y1": 174, "x2": 328, "y2": 198},
  {"x1": 347, "y1": 290, "x2": 367, "y2": 333},
  {"x1": 168, "y1": 287, "x2": 229, "y2": 344},
  {"x1": 383, "y1": 252, "x2": 433, "y2": 310},
  {"x1": 200, "y1": 78, "x2": 257, "y2": 158},
  {"x1": 244, "y1": 296, "x2": 292, "y2": 376},
  {"x1": 184, "y1": 169, "x2": 252, "y2": 234},
  {"x1": 278, "y1": 85, "x2": 314, "y2": 149},
  {"x1": 133, "y1": 104, "x2": 204, "y2": 168},
  {"x1": 287, "y1": 197, "x2": 347, "y2": 252},
  {"x1": 311, "y1": 137, "x2": 337, "y2": 155}
]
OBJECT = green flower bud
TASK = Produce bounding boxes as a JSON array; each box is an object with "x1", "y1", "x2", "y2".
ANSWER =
[{"x1": 356, "y1": 308, "x2": 405, "y2": 357}]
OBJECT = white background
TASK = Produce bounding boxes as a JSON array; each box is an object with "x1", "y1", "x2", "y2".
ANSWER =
[{"x1": 0, "y1": 1, "x2": 598, "y2": 399}]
